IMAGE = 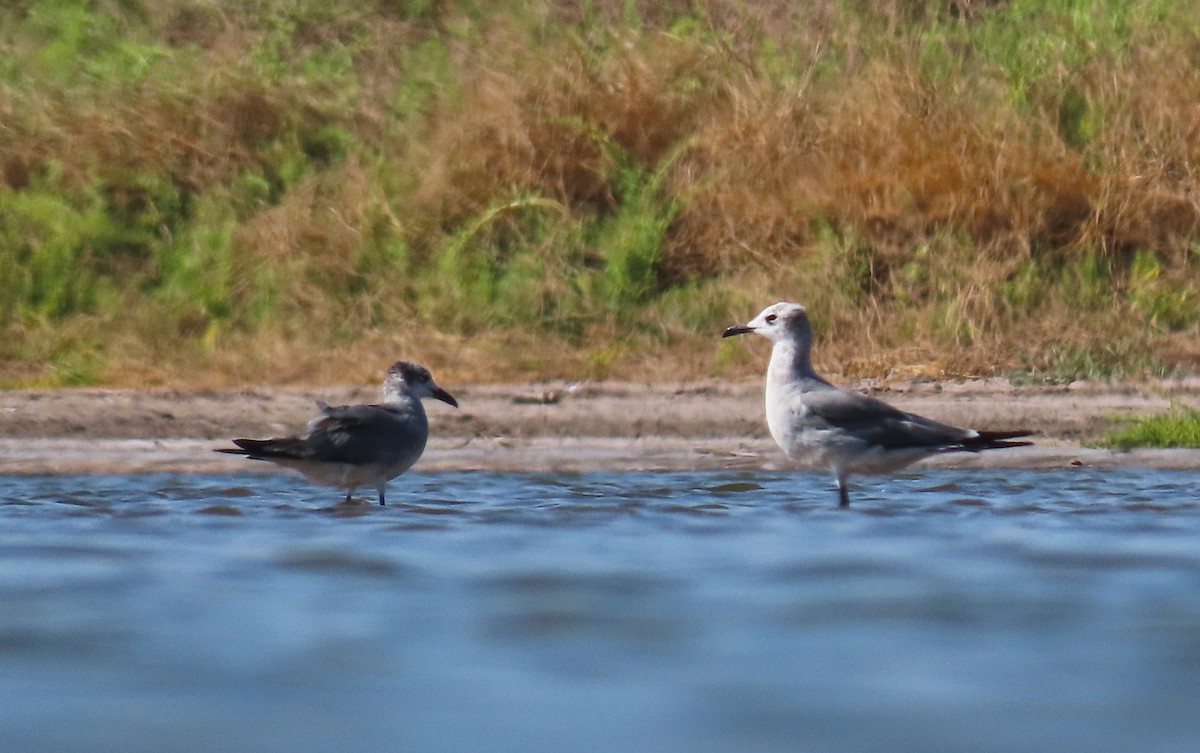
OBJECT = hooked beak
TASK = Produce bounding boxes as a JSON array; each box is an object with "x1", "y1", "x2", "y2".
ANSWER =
[
  {"x1": 432, "y1": 387, "x2": 458, "y2": 408},
  {"x1": 722, "y1": 323, "x2": 754, "y2": 338}
]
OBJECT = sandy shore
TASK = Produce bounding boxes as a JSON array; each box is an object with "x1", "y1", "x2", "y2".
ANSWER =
[{"x1": 3, "y1": 378, "x2": 1200, "y2": 473}]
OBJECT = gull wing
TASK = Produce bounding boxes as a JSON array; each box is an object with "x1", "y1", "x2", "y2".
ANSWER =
[
  {"x1": 799, "y1": 388, "x2": 974, "y2": 450},
  {"x1": 297, "y1": 403, "x2": 426, "y2": 464}
]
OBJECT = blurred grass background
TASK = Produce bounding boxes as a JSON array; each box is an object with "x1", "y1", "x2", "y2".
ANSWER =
[{"x1": 2, "y1": 0, "x2": 1200, "y2": 387}]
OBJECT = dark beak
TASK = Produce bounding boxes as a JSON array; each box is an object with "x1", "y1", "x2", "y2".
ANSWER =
[
  {"x1": 432, "y1": 387, "x2": 458, "y2": 408},
  {"x1": 722, "y1": 324, "x2": 754, "y2": 338}
]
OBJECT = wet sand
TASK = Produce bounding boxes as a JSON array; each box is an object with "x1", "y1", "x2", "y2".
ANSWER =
[{"x1": 3, "y1": 378, "x2": 1200, "y2": 473}]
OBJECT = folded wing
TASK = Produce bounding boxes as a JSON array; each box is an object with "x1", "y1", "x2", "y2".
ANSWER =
[
  {"x1": 223, "y1": 404, "x2": 425, "y2": 465},
  {"x1": 800, "y1": 388, "x2": 1032, "y2": 452}
]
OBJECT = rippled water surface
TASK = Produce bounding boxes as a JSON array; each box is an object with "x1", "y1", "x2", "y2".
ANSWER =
[{"x1": 3, "y1": 468, "x2": 1200, "y2": 753}]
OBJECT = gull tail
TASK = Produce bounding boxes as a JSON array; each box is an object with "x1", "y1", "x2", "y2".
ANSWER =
[
  {"x1": 214, "y1": 438, "x2": 306, "y2": 461},
  {"x1": 960, "y1": 429, "x2": 1034, "y2": 451}
]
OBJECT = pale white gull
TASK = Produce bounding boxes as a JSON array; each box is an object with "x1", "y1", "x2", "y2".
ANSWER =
[
  {"x1": 723, "y1": 302, "x2": 1031, "y2": 507},
  {"x1": 216, "y1": 360, "x2": 457, "y2": 505}
]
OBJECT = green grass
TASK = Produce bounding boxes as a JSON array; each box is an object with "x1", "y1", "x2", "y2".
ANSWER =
[
  {"x1": 2, "y1": 0, "x2": 1200, "y2": 386},
  {"x1": 1096, "y1": 404, "x2": 1200, "y2": 449}
]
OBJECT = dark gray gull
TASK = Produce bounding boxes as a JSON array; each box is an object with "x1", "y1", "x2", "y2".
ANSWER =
[
  {"x1": 723, "y1": 302, "x2": 1031, "y2": 507},
  {"x1": 216, "y1": 360, "x2": 457, "y2": 505}
]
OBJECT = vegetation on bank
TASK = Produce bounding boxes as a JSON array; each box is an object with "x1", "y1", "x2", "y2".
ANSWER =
[
  {"x1": 1097, "y1": 404, "x2": 1200, "y2": 449},
  {"x1": 2, "y1": 0, "x2": 1200, "y2": 387}
]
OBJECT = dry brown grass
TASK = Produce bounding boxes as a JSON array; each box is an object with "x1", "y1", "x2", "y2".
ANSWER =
[{"x1": 4, "y1": 1, "x2": 1200, "y2": 387}]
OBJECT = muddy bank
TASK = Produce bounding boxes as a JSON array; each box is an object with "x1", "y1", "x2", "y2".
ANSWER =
[{"x1": 3, "y1": 378, "x2": 1200, "y2": 473}]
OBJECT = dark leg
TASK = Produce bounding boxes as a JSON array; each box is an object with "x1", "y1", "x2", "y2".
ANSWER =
[
  {"x1": 344, "y1": 489, "x2": 353, "y2": 503},
  {"x1": 835, "y1": 472, "x2": 850, "y2": 508},
  {"x1": 378, "y1": 489, "x2": 386, "y2": 507}
]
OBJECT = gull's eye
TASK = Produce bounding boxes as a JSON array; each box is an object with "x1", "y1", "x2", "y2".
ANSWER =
[{"x1": 765, "y1": 314, "x2": 778, "y2": 324}]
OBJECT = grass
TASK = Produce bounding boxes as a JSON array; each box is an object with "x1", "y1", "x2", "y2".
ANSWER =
[
  {"x1": 1097, "y1": 404, "x2": 1200, "y2": 449},
  {"x1": 2, "y1": 0, "x2": 1200, "y2": 387}
]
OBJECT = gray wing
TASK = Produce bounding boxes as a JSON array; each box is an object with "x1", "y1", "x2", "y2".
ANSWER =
[
  {"x1": 298, "y1": 403, "x2": 427, "y2": 464},
  {"x1": 801, "y1": 388, "x2": 972, "y2": 450}
]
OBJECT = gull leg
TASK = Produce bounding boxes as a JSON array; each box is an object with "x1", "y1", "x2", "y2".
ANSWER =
[
  {"x1": 378, "y1": 486, "x2": 386, "y2": 507},
  {"x1": 344, "y1": 489, "x2": 353, "y2": 503},
  {"x1": 835, "y1": 471, "x2": 850, "y2": 508}
]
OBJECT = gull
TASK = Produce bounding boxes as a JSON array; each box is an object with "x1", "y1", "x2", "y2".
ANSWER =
[
  {"x1": 723, "y1": 302, "x2": 1031, "y2": 507},
  {"x1": 216, "y1": 360, "x2": 457, "y2": 505}
]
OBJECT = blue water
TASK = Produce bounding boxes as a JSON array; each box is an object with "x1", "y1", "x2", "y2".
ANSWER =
[{"x1": 2, "y1": 468, "x2": 1200, "y2": 753}]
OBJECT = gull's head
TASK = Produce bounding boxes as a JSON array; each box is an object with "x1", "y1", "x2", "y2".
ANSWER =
[
  {"x1": 384, "y1": 360, "x2": 458, "y2": 407},
  {"x1": 722, "y1": 302, "x2": 811, "y2": 344}
]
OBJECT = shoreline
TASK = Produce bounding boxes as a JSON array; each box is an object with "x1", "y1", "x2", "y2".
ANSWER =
[
  {"x1": 3, "y1": 379, "x2": 1199, "y2": 473},
  {"x1": 2, "y1": 437, "x2": 1199, "y2": 476}
]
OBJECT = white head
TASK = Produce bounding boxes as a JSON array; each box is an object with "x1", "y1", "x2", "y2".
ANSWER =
[
  {"x1": 722, "y1": 302, "x2": 812, "y2": 346},
  {"x1": 383, "y1": 360, "x2": 458, "y2": 407}
]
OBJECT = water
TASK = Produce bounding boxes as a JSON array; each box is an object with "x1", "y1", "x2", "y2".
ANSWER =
[{"x1": 2, "y1": 468, "x2": 1199, "y2": 753}]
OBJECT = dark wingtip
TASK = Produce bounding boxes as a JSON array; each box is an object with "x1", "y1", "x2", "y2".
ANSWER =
[
  {"x1": 977, "y1": 429, "x2": 1035, "y2": 441},
  {"x1": 216, "y1": 438, "x2": 280, "y2": 458},
  {"x1": 983, "y1": 439, "x2": 1035, "y2": 450},
  {"x1": 965, "y1": 429, "x2": 1035, "y2": 451}
]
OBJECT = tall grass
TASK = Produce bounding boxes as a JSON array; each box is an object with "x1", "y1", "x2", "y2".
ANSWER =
[{"x1": 2, "y1": 0, "x2": 1200, "y2": 386}]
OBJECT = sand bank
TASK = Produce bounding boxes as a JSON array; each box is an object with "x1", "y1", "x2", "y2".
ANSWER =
[{"x1": 3, "y1": 378, "x2": 1199, "y2": 473}]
